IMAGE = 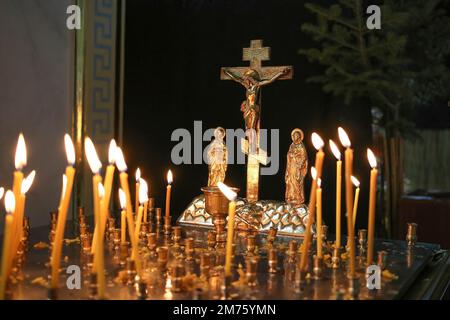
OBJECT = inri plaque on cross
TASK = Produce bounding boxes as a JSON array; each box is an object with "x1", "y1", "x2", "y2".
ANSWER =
[{"x1": 221, "y1": 39, "x2": 293, "y2": 203}]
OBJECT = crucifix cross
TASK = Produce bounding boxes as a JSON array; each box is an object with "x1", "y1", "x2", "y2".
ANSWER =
[{"x1": 221, "y1": 39, "x2": 293, "y2": 203}]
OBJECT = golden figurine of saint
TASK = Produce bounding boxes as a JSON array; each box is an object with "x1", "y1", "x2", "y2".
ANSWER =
[
  {"x1": 207, "y1": 127, "x2": 228, "y2": 186},
  {"x1": 285, "y1": 128, "x2": 308, "y2": 205}
]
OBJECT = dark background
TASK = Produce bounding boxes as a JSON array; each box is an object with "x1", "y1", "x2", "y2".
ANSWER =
[{"x1": 123, "y1": 0, "x2": 374, "y2": 234}]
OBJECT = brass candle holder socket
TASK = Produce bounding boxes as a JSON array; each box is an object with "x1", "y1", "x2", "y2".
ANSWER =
[
  {"x1": 246, "y1": 235, "x2": 256, "y2": 254},
  {"x1": 245, "y1": 257, "x2": 258, "y2": 287},
  {"x1": 172, "y1": 263, "x2": 186, "y2": 292},
  {"x1": 120, "y1": 242, "x2": 130, "y2": 266},
  {"x1": 81, "y1": 233, "x2": 92, "y2": 253},
  {"x1": 155, "y1": 208, "x2": 162, "y2": 225},
  {"x1": 185, "y1": 237, "x2": 195, "y2": 260},
  {"x1": 313, "y1": 255, "x2": 323, "y2": 280},
  {"x1": 267, "y1": 227, "x2": 278, "y2": 246},
  {"x1": 200, "y1": 252, "x2": 212, "y2": 278},
  {"x1": 406, "y1": 222, "x2": 418, "y2": 246},
  {"x1": 268, "y1": 248, "x2": 278, "y2": 273},
  {"x1": 331, "y1": 246, "x2": 340, "y2": 269},
  {"x1": 147, "y1": 233, "x2": 157, "y2": 252},
  {"x1": 287, "y1": 240, "x2": 297, "y2": 263},
  {"x1": 164, "y1": 216, "x2": 172, "y2": 235},
  {"x1": 126, "y1": 258, "x2": 137, "y2": 286},
  {"x1": 207, "y1": 231, "x2": 217, "y2": 249},
  {"x1": 157, "y1": 246, "x2": 168, "y2": 270},
  {"x1": 112, "y1": 228, "x2": 121, "y2": 247},
  {"x1": 173, "y1": 226, "x2": 182, "y2": 245}
]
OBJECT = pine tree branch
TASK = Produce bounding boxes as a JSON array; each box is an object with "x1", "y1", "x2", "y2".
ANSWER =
[
  {"x1": 304, "y1": 3, "x2": 359, "y2": 31},
  {"x1": 301, "y1": 24, "x2": 359, "y2": 51}
]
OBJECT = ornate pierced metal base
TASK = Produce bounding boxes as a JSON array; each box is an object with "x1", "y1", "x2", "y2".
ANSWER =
[{"x1": 178, "y1": 195, "x2": 310, "y2": 237}]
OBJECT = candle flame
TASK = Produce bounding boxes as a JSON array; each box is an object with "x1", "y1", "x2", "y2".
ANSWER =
[
  {"x1": 21, "y1": 170, "x2": 36, "y2": 194},
  {"x1": 4, "y1": 190, "x2": 15, "y2": 214},
  {"x1": 317, "y1": 178, "x2": 322, "y2": 188},
  {"x1": 84, "y1": 137, "x2": 102, "y2": 174},
  {"x1": 338, "y1": 127, "x2": 351, "y2": 148},
  {"x1": 138, "y1": 178, "x2": 148, "y2": 204},
  {"x1": 98, "y1": 182, "x2": 105, "y2": 199},
  {"x1": 0, "y1": 187, "x2": 4, "y2": 200},
  {"x1": 15, "y1": 133, "x2": 27, "y2": 170},
  {"x1": 329, "y1": 139, "x2": 341, "y2": 160},
  {"x1": 115, "y1": 147, "x2": 127, "y2": 172},
  {"x1": 351, "y1": 175, "x2": 360, "y2": 188},
  {"x1": 311, "y1": 166, "x2": 317, "y2": 180},
  {"x1": 118, "y1": 188, "x2": 126, "y2": 209},
  {"x1": 136, "y1": 168, "x2": 141, "y2": 182},
  {"x1": 311, "y1": 132, "x2": 324, "y2": 150},
  {"x1": 217, "y1": 182, "x2": 237, "y2": 201},
  {"x1": 367, "y1": 148, "x2": 377, "y2": 168},
  {"x1": 167, "y1": 170, "x2": 173, "y2": 184},
  {"x1": 108, "y1": 139, "x2": 117, "y2": 165},
  {"x1": 64, "y1": 134, "x2": 76, "y2": 166}
]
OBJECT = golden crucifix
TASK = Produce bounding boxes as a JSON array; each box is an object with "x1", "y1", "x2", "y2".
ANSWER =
[{"x1": 221, "y1": 39, "x2": 293, "y2": 203}]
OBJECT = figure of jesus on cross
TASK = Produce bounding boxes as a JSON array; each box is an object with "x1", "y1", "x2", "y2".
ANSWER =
[{"x1": 221, "y1": 40, "x2": 293, "y2": 203}]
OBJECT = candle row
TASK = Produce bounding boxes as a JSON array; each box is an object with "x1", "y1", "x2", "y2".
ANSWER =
[
  {"x1": 299, "y1": 127, "x2": 378, "y2": 278},
  {"x1": 0, "y1": 134, "x2": 36, "y2": 299}
]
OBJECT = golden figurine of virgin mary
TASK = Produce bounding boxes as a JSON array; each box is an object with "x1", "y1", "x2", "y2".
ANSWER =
[
  {"x1": 207, "y1": 127, "x2": 228, "y2": 186},
  {"x1": 285, "y1": 128, "x2": 308, "y2": 205}
]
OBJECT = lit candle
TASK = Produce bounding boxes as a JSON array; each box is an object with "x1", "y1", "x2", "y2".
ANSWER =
[
  {"x1": 367, "y1": 148, "x2": 378, "y2": 265},
  {"x1": 338, "y1": 127, "x2": 353, "y2": 227},
  {"x1": 351, "y1": 176, "x2": 360, "y2": 228},
  {"x1": 115, "y1": 147, "x2": 141, "y2": 275},
  {"x1": 12, "y1": 134, "x2": 26, "y2": 260},
  {"x1": 119, "y1": 189, "x2": 127, "y2": 244},
  {"x1": 16, "y1": 170, "x2": 35, "y2": 249},
  {"x1": 135, "y1": 178, "x2": 148, "y2": 244},
  {"x1": 135, "y1": 168, "x2": 141, "y2": 214},
  {"x1": 165, "y1": 170, "x2": 173, "y2": 223},
  {"x1": 96, "y1": 183, "x2": 106, "y2": 299},
  {"x1": 218, "y1": 182, "x2": 237, "y2": 277},
  {"x1": 299, "y1": 167, "x2": 317, "y2": 272},
  {"x1": 99, "y1": 139, "x2": 117, "y2": 239},
  {"x1": 339, "y1": 127, "x2": 356, "y2": 277},
  {"x1": 329, "y1": 140, "x2": 342, "y2": 249},
  {"x1": 85, "y1": 137, "x2": 103, "y2": 256},
  {"x1": 0, "y1": 190, "x2": 14, "y2": 300},
  {"x1": 51, "y1": 134, "x2": 76, "y2": 290},
  {"x1": 143, "y1": 198, "x2": 149, "y2": 224},
  {"x1": 316, "y1": 178, "x2": 323, "y2": 258}
]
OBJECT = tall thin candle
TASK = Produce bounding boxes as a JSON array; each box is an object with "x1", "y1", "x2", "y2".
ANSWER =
[
  {"x1": 329, "y1": 140, "x2": 342, "y2": 249},
  {"x1": 351, "y1": 176, "x2": 360, "y2": 228},
  {"x1": 316, "y1": 179, "x2": 323, "y2": 258},
  {"x1": 135, "y1": 168, "x2": 141, "y2": 214},
  {"x1": 85, "y1": 137, "x2": 103, "y2": 256},
  {"x1": 119, "y1": 189, "x2": 127, "y2": 244},
  {"x1": 0, "y1": 190, "x2": 15, "y2": 300},
  {"x1": 115, "y1": 147, "x2": 141, "y2": 275},
  {"x1": 338, "y1": 128, "x2": 356, "y2": 277},
  {"x1": 367, "y1": 149, "x2": 378, "y2": 265},
  {"x1": 135, "y1": 178, "x2": 148, "y2": 243},
  {"x1": 218, "y1": 182, "x2": 238, "y2": 277},
  {"x1": 299, "y1": 167, "x2": 317, "y2": 272},
  {"x1": 51, "y1": 134, "x2": 76, "y2": 290},
  {"x1": 165, "y1": 170, "x2": 173, "y2": 223}
]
